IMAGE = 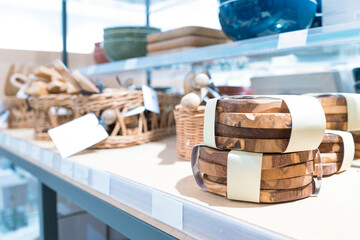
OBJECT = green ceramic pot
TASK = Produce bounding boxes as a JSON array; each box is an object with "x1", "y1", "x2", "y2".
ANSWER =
[{"x1": 103, "y1": 37, "x2": 148, "y2": 61}]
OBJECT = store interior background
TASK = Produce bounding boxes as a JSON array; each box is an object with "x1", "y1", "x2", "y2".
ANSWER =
[{"x1": 0, "y1": 0, "x2": 359, "y2": 239}]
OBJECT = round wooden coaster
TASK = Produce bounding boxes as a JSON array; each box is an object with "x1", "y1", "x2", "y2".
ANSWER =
[
  {"x1": 355, "y1": 151, "x2": 360, "y2": 159},
  {"x1": 325, "y1": 114, "x2": 347, "y2": 122},
  {"x1": 215, "y1": 136, "x2": 289, "y2": 152},
  {"x1": 322, "y1": 105, "x2": 347, "y2": 114},
  {"x1": 215, "y1": 123, "x2": 291, "y2": 139},
  {"x1": 317, "y1": 153, "x2": 343, "y2": 164},
  {"x1": 216, "y1": 98, "x2": 289, "y2": 113},
  {"x1": 351, "y1": 131, "x2": 360, "y2": 142},
  {"x1": 204, "y1": 174, "x2": 313, "y2": 190},
  {"x1": 326, "y1": 122, "x2": 347, "y2": 131},
  {"x1": 318, "y1": 143, "x2": 344, "y2": 153},
  {"x1": 321, "y1": 133, "x2": 343, "y2": 144},
  {"x1": 198, "y1": 157, "x2": 314, "y2": 180},
  {"x1": 202, "y1": 175, "x2": 314, "y2": 203},
  {"x1": 217, "y1": 112, "x2": 291, "y2": 129},
  {"x1": 314, "y1": 162, "x2": 342, "y2": 177},
  {"x1": 316, "y1": 96, "x2": 346, "y2": 106},
  {"x1": 198, "y1": 146, "x2": 316, "y2": 169}
]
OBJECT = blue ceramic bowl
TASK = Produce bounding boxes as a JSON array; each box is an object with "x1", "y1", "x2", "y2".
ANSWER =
[{"x1": 219, "y1": 0, "x2": 318, "y2": 41}]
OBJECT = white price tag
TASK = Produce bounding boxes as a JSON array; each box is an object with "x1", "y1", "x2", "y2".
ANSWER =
[
  {"x1": 152, "y1": 191, "x2": 183, "y2": 230},
  {"x1": 277, "y1": 29, "x2": 308, "y2": 49},
  {"x1": 124, "y1": 106, "x2": 145, "y2": 117},
  {"x1": 30, "y1": 145, "x2": 41, "y2": 161},
  {"x1": 60, "y1": 158, "x2": 73, "y2": 178},
  {"x1": 19, "y1": 141, "x2": 28, "y2": 155},
  {"x1": 74, "y1": 163, "x2": 89, "y2": 185},
  {"x1": 48, "y1": 113, "x2": 109, "y2": 158},
  {"x1": 142, "y1": 85, "x2": 160, "y2": 114},
  {"x1": 41, "y1": 150, "x2": 54, "y2": 168},
  {"x1": 52, "y1": 154, "x2": 62, "y2": 172},
  {"x1": 0, "y1": 132, "x2": 5, "y2": 143},
  {"x1": 4, "y1": 135, "x2": 11, "y2": 147},
  {"x1": 124, "y1": 58, "x2": 138, "y2": 70},
  {"x1": 91, "y1": 169, "x2": 110, "y2": 195}
]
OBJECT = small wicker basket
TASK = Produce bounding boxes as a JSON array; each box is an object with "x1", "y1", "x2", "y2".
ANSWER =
[
  {"x1": 75, "y1": 90, "x2": 182, "y2": 148},
  {"x1": 174, "y1": 105, "x2": 205, "y2": 161},
  {"x1": 4, "y1": 97, "x2": 34, "y2": 128},
  {"x1": 29, "y1": 94, "x2": 77, "y2": 140}
]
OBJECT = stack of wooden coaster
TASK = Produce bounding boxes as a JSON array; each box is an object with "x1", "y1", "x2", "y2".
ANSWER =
[
  {"x1": 316, "y1": 95, "x2": 347, "y2": 130},
  {"x1": 214, "y1": 97, "x2": 293, "y2": 152},
  {"x1": 198, "y1": 146, "x2": 316, "y2": 203},
  {"x1": 146, "y1": 26, "x2": 229, "y2": 55},
  {"x1": 317, "y1": 133, "x2": 344, "y2": 176},
  {"x1": 191, "y1": 96, "x2": 326, "y2": 203},
  {"x1": 351, "y1": 131, "x2": 360, "y2": 158}
]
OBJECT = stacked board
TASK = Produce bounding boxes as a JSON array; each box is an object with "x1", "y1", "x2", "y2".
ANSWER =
[
  {"x1": 316, "y1": 95, "x2": 348, "y2": 130},
  {"x1": 317, "y1": 133, "x2": 344, "y2": 176},
  {"x1": 351, "y1": 131, "x2": 360, "y2": 158},
  {"x1": 214, "y1": 97, "x2": 293, "y2": 152},
  {"x1": 146, "y1": 26, "x2": 229, "y2": 55},
  {"x1": 197, "y1": 146, "x2": 316, "y2": 203}
]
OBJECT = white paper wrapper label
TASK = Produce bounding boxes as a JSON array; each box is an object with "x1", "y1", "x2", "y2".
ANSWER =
[
  {"x1": 227, "y1": 150, "x2": 262, "y2": 202},
  {"x1": 325, "y1": 130, "x2": 354, "y2": 172}
]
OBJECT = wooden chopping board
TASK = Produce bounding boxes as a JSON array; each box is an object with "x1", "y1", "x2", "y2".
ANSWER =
[
  {"x1": 147, "y1": 26, "x2": 228, "y2": 43},
  {"x1": 147, "y1": 35, "x2": 227, "y2": 52},
  {"x1": 317, "y1": 132, "x2": 344, "y2": 176}
]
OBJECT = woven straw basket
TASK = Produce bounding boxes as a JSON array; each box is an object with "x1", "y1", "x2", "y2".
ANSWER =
[
  {"x1": 4, "y1": 97, "x2": 34, "y2": 128},
  {"x1": 29, "y1": 94, "x2": 77, "y2": 140},
  {"x1": 174, "y1": 105, "x2": 205, "y2": 161},
  {"x1": 75, "y1": 90, "x2": 182, "y2": 148}
]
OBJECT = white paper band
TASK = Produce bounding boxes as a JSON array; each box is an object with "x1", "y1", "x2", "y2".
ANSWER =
[
  {"x1": 325, "y1": 130, "x2": 354, "y2": 172},
  {"x1": 279, "y1": 95, "x2": 326, "y2": 152},
  {"x1": 227, "y1": 150, "x2": 262, "y2": 202},
  {"x1": 203, "y1": 96, "x2": 326, "y2": 153},
  {"x1": 203, "y1": 99, "x2": 218, "y2": 148}
]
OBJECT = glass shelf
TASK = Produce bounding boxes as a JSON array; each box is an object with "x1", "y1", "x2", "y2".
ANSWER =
[{"x1": 78, "y1": 23, "x2": 360, "y2": 77}]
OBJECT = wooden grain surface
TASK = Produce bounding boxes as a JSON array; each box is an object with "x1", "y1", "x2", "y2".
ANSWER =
[
  {"x1": 216, "y1": 98, "x2": 289, "y2": 113},
  {"x1": 202, "y1": 175, "x2": 314, "y2": 203},
  {"x1": 325, "y1": 114, "x2": 347, "y2": 122},
  {"x1": 314, "y1": 162, "x2": 342, "y2": 177},
  {"x1": 198, "y1": 146, "x2": 316, "y2": 169},
  {"x1": 198, "y1": 158, "x2": 314, "y2": 180},
  {"x1": 322, "y1": 106, "x2": 347, "y2": 114},
  {"x1": 205, "y1": 174, "x2": 313, "y2": 190},
  {"x1": 319, "y1": 153, "x2": 344, "y2": 164},
  {"x1": 215, "y1": 123, "x2": 291, "y2": 139},
  {"x1": 326, "y1": 122, "x2": 347, "y2": 131},
  {"x1": 147, "y1": 35, "x2": 226, "y2": 52},
  {"x1": 217, "y1": 112, "x2": 291, "y2": 129},
  {"x1": 318, "y1": 143, "x2": 344, "y2": 153},
  {"x1": 147, "y1": 26, "x2": 228, "y2": 43},
  {"x1": 316, "y1": 96, "x2": 346, "y2": 106},
  {"x1": 321, "y1": 133, "x2": 343, "y2": 144},
  {"x1": 351, "y1": 131, "x2": 360, "y2": 142},
  {"x1": 215, "y1": 136, "x2": 288, "y2": 152}
]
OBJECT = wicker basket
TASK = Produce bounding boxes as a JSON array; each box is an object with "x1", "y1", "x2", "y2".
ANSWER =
[
  {"x1": 174, "y1": 105, "x2": 205, "y2": 161},
  {"x1": 75, "y1": 90, "x2": 182, "y2": 148},
  {"x1": 4, "y1": 97, "x2": 34, "y2": 128},
  {"x1": 29, "y1": 94, "x2": 77, "y2": 140}
]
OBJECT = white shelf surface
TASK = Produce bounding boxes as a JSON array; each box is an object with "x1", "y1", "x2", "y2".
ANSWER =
[{"x1": 1, "y1": 129, "x2": 360, "y2": 240}]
